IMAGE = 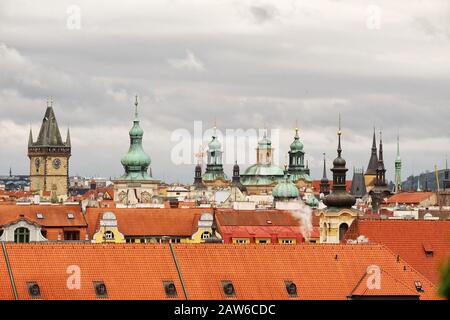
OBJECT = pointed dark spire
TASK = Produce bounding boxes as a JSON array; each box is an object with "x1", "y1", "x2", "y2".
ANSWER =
[
  {"x1": 337, "y1": 114, "x2": 342, "y2": 157},
  {"x1": 366, "y1": 127, "x2": 379, "y2": 175},
  {"x1": 28, "y1": 128, "x2": 33, "y2": 147},
  {"x1": 320, "y1": 153, "x2": 330, "y2": 195},
  {"x1": 322, "y1": 153, "x2": 328, "y2": 180},
  {"x1": 66, "y1": 128, "x2": 71, "y2": 147},
  {"x1": 35, "y1": 101, "x2": 64, "y2": 146}
]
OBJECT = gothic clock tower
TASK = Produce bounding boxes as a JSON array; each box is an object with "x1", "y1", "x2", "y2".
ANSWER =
[{"x1": 28, "y1": 100, "x2": 71, "y2": 198}]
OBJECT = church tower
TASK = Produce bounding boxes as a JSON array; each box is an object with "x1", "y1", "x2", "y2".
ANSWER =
[
  {"x1": 319, "y1": 115, "x2": 359, "y2": 244},
  {"x1": 113, "y1": 96, "x2": 159, "y2": 206},
  {"x1": 394, "y1": 134, "x2": 402, "y2": 193},
  {"x1": 28, "y1": 99, "x2": 71, "y2": 198},
  {"x1": 202, "y1": 123, "x2": 229, "y2": 187},
  {"x1": 287, "y1": 125, "x2": 312, "y2": 188},
  {"x1": 369, "y1": 132, "x2": 391, "y2": 213}
]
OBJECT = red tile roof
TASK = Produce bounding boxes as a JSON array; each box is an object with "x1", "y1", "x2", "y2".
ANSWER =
[
  {"x1": 0, "y1": 243, "x2": 440, "y2": 300},
  {"x1": 217, "y1": 209, "x2": 300, "y2": 226},
  {"x1": 386, "y1": 192, "x2": 434, "y2": 204},
  {"x1": 172, "y1": 244, "x2": 439, "y2": 300},
  {"x1": 343, "y1": 219, "x2": 450, "y2": 285},
  {"x1": 4, "y1": 243, "x2": 184, "y2": 300},
  {"x1": 86, "y1": 208, "x2": 212, "y2": 238},
  {"x1": 0, "y1": 204, "x2": 86, "y2": 227}
]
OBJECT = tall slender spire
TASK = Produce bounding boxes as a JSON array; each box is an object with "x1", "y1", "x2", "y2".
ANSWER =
[
  {"x1": 322, "y1": 153, "x2": 327, "y2": 179},
  {"x1": 394, "y1": 133, "x2": 402, "y2": 193},
  {"x1": 337, "y1": 114, "x2": 342, "y2": 157},
  {"x1": 366, "y1": 127, "x2": 379, "y2": 175},
  {"x1": 320, "y1": 152, "x2": 330, "y2": 196},
  {"x1": 28, "y1": 128, "x2": 33, "y2": 147},
  {"x1": 66, "y1": 128, "x2": 71, "y2": 147}
]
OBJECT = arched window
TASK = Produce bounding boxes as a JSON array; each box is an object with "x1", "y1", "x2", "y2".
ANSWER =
[
  {"x1": 339, "y1": 223, "x2": 349, "y2": 242},
  {"x1": 14, "y1": 227, "x2": 30, "y2": 243}
]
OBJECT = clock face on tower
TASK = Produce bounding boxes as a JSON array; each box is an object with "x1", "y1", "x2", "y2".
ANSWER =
[{"x1": 52, "y1": 158, "x2": 61, "y2": 169}]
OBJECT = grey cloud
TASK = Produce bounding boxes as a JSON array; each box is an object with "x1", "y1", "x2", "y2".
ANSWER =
[{"x1": 0, "y1": 0, "x2": 449, "y2": 183}]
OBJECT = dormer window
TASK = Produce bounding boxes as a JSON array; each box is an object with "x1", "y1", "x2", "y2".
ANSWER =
[{"x1": 423, "y1": 243, "x2": 433, "y2": 257}]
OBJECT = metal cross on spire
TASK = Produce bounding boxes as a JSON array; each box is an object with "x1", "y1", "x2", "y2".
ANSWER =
[{"x1": 134, "y1": 95, "x2": 139, "y2": 118}]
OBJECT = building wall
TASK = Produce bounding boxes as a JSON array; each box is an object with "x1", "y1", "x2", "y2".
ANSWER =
[{"x1": 30, "y1": 155, "x2": 69, "y2": 197}]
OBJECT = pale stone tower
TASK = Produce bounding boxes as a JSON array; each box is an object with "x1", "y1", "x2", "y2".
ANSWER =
[{"x1": 28, "y1": 99, "x2": 71, "y2": 199}]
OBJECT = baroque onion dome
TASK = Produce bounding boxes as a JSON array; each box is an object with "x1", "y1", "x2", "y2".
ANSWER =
[
  {"x1": 323, "y1": 117, "x2": 356, "y2": 208},
  {"x1": 120, "y1": 96, "x2": 152, "y2": 180},
  {"x1": 272, "y1": 168, "x2": 299, "y2": 200},
  {"x1": 290, "y1": 127, "x2": 304, "y2": 152}
]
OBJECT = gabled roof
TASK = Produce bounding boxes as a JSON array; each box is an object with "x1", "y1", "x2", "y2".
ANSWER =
[
  {"x1": 386, "y1": 192, "x2": 434, "y2": 204},
  {"x1": 343, "y1": 219, "x2": 450, "y2": 284},
  {"x1": 86, "y1": 208, "x2": 212, "y2": 237},
  {"x1": 0, "y1": 204, "x2": 86, "y2": 227}
]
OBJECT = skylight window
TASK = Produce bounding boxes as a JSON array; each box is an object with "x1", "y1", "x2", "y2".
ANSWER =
[
  {"x1": 67, "y1": 212, "x2": 75, "y2": 219},
  {"x1": 36, "y1": 213, "x2": 44, "y2": 219}
]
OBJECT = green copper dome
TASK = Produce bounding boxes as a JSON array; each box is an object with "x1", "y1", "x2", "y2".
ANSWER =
[
  {"x1": 119, "y1": 98, "x2": 152, "y2": 181},
  {"x1": 290, "y1": 128, "x2": 304, "y2": 152},
  {"x1": 272, "y1": 174, "x2": 299, "y2": 199}
]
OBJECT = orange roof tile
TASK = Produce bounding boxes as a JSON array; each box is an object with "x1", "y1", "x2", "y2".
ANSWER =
[
  {"x1": 217, "y1": 209, "x2": 300, "y2": 226},
  {"x1": 4, "y1": 243, "x2": 184, "y2": 300},
  {"x1": 343, "y1": 219, "x2": 450, "y2": 285},
  {"x1": 0, "y1": 243, "x2": 441, "y2": 300},
  {"x1": 172, "y1": 244, "x2": 439, "y2": 300},
  {"x1": 86, "y1": 208, "x2": 212, "y2": 237},
  {"x1": 0, "y1": 204, "x2": 86, "y2": 227},
  {"x1": 386, "y1": 192, "x2": 434, "y2": 204}
]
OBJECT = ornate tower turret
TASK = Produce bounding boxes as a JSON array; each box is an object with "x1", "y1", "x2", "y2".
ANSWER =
[
  {"x1": 287, "y1": 123, "x2": 312, "y2": 187},
  {"x1": 202, "y1": 122, "x2": 228, "y2": 186},
  {"x1": 28, "y1": 98, "x2": 71, "y2": 198},
  {"x1": 114, "y1": 96, "x2": 159, "y2": 206},
  {"x1": 323, "y1": 117, "x2": 356, "y2": 208},
  {"x1": 319, "y1": 153, "x2": 330, "y2": 196},
  {"x1": 369, "y1": 131, "x2": 391, "y2": 214}
]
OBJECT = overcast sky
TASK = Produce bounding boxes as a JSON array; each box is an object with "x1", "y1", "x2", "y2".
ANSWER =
[{"x1": 0, "y1": 0, "x2": 449, "y2": 183}]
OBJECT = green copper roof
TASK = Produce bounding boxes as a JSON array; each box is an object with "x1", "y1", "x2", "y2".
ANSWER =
[
  {"x1": 305, "y1": 194, "x2": 320, "y2": 207},
  {"x1": 288, "y1": 172, "x2": 312, "y2": 183},
  {"x1": 241, "y1": 164, "x2": 284, "y2": 176},
  {"x1": 290, "y1": 128, "x2": 304, "y2": 152},
  {"x1": 272, "y1": 174, "x2": 299, "y2": 199},
  {"x1": 120, "y1": 98, "x2": 152, "y2": 181}
]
